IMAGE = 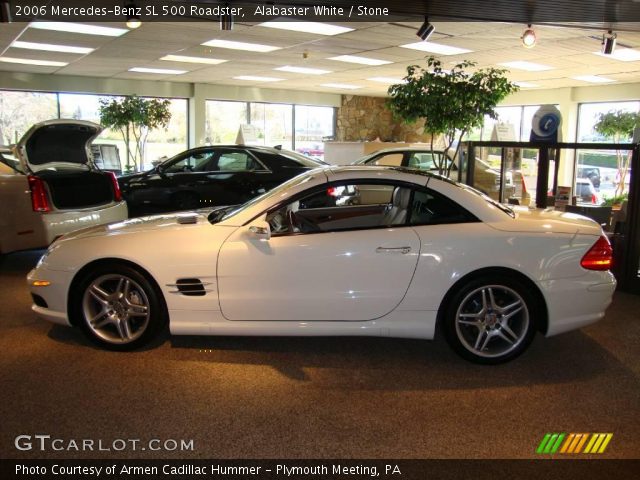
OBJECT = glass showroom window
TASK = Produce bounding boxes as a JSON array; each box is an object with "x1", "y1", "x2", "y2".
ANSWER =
[
  {"x1": 205, "y1": 100, "x2": 248, "y2": 145},
  {"x1": 59, "y1": 93, "x2": 188, "y2": 171},
  {"x1": 576, "y1": 101, "x2": 639, "y2": 203},
  {"x1": 250, "y1": 102, "x2": 293, "y2": 150},
  {"x1": 0, "y1": 90, "x2": 58, "y2": 145},
  {"x1": 294, "y1": 105, "x2": 335, "y2": 161}
]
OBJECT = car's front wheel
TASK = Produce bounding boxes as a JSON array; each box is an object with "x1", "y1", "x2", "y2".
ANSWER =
[
  {"x1": 73, "y1": 264, "x2": 166, "y2": 351},
  {"x1": 442, "y1": 275, "x2": 537, "y2": 364}
]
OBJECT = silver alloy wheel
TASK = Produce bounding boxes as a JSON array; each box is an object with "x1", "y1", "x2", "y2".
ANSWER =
[
  {"x1": 454, "y1": 284, "x2": 529, "y2": 358},
  {"x1": 82, "y1": 274, "x2": 151, "y2": 344}
]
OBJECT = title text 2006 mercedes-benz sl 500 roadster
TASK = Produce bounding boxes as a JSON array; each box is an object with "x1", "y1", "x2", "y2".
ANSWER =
[{"x1": 28, "y1": 166, "x2": 616, "y2": 364}]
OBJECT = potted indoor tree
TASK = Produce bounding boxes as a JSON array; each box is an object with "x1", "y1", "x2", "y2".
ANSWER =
[
  {"x1": 386, "y1": 56, "x2": 518, "y2": 175},
  {"x1": 99, "y1": 95, "x2": 172, "y2": 172}
]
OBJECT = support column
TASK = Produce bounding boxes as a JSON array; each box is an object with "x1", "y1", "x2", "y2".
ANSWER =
[{"x1": 188, "y1": 83, "x2": 207, "y2": 148}]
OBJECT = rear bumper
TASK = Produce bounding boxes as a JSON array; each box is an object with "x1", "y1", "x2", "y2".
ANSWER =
[
  {"x1": 42, "y1": 201, "x2": 128, "y2": 244},
  {"x1": 540, "y1": 272, "x2": 616, "y2": 336}
]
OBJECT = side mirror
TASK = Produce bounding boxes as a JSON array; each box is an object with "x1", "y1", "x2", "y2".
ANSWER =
[{"x1": 248, "y1": 220, "x2": 271, "y2": 240}]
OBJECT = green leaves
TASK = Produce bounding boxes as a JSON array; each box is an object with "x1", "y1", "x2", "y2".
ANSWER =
[
  {"x1": 98, "y1": 95, "x2": 172, "y2": 171},
  {"x1": 386, "y1": 56, "x2": 518, "y2": 174},
  {"x1": 594, "y1": 110, "x2": 639, "y2": 141}
]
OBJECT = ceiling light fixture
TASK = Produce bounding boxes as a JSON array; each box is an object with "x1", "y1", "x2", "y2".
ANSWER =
[
  {"x1": 258, "y1": 21, "x2": 353, "y2": 36},
  {"x1": 521, "y1": 24, "x2": 537, "y2": 48},
  {"x1": 320, "y1": 83, "x2": 362, "y2": 90},
  {"x1": 12, "y1": 41, "x2": 94, "y2": 55},
  {"x1": 234, "y1": 76, "x2": 284, "y2": 82},
  {"x1": 125, "y1": 2, "x2": 142, "y2": 29},
  {"x1": 572, "y1": 75, "x2": 615, "y2": 83},
  {"x1": 29, "y1": 22, "x2": 128, "y2": 37},
  {"x1": 275, "y1": 66, "x2": 332, "y2": 75},
  {"x1": 498, "y1": 60, "x2": 553, "y2": 71},
  {"x1": 416, "y1": 17, "x2": 435, "y2": 41},
  {"x1": 602, "y1": 30, "x2": 617, "y2": 55},
  {"x1": 328, "y1": 55, "x2": 392, "y2": 66},
  {"x1": 160, "y1": 55, "x2": 227, "y2": 65},
  {"x1": 400, "y1": 41, "x2": 472, "y2": 55},
  {"x1": 0, "y1": 57, "x2": 68, "y2": 67},
  {"x1": 201, "y1": 39, "x2": 280, "y2": 53},
  {"x1": 367, "y1": 77, "x2": 405, "y2": 84},
  {"x1": 129, "y1": 67, "x2": 187, "y2": 75}
]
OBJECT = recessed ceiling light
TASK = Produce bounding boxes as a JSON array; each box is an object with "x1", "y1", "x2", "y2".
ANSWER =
[
  {"x1": 160, "y1": 55, "x2": 227, "y2": 65},
  {"x1": 320, "y1": 83, "x2": 362, "y2": 90},
  {"x1": 328, "y1": 55, "x2": 392, "y2": 66},
  {"x1": 234, "y1": 75, "x2": 284, "y2": 82},
  {"x1": 572, "y1": 75, "x2": 615, "y2": 83},
  {"x1": 367, "y1": 77, "x2": 405, "y2": 84},
  {"x1": 514, "y1": 81, "x2": 539, "y2": 88},
  {"x1": 498, "y1": 61, "x2": 553, "y2": 71},
  {"x1": 12, "y1": 41, "x2": 94, "y2": 55},
  {"x1": 129, "y1": 67, "x2": 187, "y2": 75},
  {"x1": 594, "y1": 48, "x2": 640, "y2": 62},
  {"x1": 201, "y1": 39, "x2": 280, "y2": 53},
  {"x1": 29, "y1": 22, "x2": 128, "y2": 37},
  {"x1": 399, "y1": 41, "x2": 473, "y2": 55},
  {"x1": 275, "y1": 66, "x2": 332, "y2": 75},
  {"x1": 0, "y1": 57, "x2": 68, "y2": 67},
  {"x1": 259, "y1": 21, "x2": 353, "y2": 36}
]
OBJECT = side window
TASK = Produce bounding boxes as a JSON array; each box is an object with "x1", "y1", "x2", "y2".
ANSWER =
[
  {"x1": 266, "y1": 182, "x2": 410, "y2": 236},
  {"x1": 370, "y1": 153, "x2": 403, "y2": 167},
  {"x1": 217, "y1": 152, "x2": 259, "y2": 171},
  {"x1": 408, "y1": 152, "x2": 452, "y2": 171},
  {"x1": 409, "y1": 188, "x2": 476, "y2": 225},
  {"x1": 164, "y1": 151, "x2": 214, "y2": 173}
]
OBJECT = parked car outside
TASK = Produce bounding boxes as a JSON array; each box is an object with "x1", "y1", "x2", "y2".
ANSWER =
[
  {"x1": 118, "y1": 145, "x2": 326, "y2": 216},
  {"x1": 0, "y1": 120, "x2": 127, "y2": 255},
  {"x1": 29, "y1": 166, "x2": 615, "y2": 364},
  {"x1": 352, "y1": 147, "x2": 526, "y2": 203},
  {"x1": 575, "y1": 178, "x2": 604, "y2": 205},
  {"x1": 577, "y1": 166, "x2": 601, "y2": 189}
]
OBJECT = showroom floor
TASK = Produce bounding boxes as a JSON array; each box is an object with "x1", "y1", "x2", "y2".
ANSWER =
[{"x1": 1, "y1": 250, "x2": 638, "y2": 459}]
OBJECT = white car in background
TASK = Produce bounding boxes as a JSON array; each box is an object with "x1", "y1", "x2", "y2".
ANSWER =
[
  {"x1": 28, "y1": 166, "x2": 615, "y2": 364},
  {"x1": 0, "y1": 119, "x2": 128, "y2": 255}
]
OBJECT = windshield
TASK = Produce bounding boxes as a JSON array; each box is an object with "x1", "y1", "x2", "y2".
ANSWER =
[
  {"x1": 208, "y1": 168, "x2": 324, "y2": 224},
  {"x1": 460, "y1": 184, "x2": 516, "y2": 218}
]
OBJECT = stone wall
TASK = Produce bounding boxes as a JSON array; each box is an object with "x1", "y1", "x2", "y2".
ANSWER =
[{"x1": 336, "y1": 95, "x2": 433, "y2": 143}]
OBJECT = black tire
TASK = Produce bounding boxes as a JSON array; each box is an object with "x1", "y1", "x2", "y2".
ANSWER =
[
  {"x1": 172, "y1": 191, "x2": 200, "y2": 210},
  {"x1": 71, "y1": 263, "x2": 167, "y2": 351},
  {"x1": 442, "y1": 274, "x2": 537, "y2": 364}
]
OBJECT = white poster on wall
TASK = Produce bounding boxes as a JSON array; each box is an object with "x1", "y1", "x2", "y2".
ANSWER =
[{"x1": 236, "y1": 124, "x2": 259, "y2": 145}]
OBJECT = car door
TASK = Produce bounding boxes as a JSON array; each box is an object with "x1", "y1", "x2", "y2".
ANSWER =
[
  {"x1": 207, "y1": 148, "x2": 272, "y2": 204},
  {"x1": 217, "y1": 181, "x2": 421, "y2": 321}
]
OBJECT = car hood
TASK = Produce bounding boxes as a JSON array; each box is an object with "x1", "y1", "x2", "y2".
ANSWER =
[
  {"x1": 15, "y1": 119, "x2": 102, "y2": 173},
  {"x1": 489, "y1": 206, "x2": 603, "y2": 236},
  {"x1": 55, "y1": 209, "x2": 217, "y2": 243}
]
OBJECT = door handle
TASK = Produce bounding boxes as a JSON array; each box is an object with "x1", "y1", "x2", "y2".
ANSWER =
[{"x1": 376, "y1": 246, "x2": 412, "y2": 254}]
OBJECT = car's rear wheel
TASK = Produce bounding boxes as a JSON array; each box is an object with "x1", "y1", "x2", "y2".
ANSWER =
[
  {"x1": 172, "y1": 191, "x2": 200, "y2": 210},
  {"x1": 443, "y1": 276, "x2": 537, "y2": 364},
  {"x1": 74, "y1": 264, "x2": 166, "y2": 351}
]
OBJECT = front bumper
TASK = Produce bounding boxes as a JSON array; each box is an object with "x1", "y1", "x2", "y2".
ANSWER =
[{"x1": 27, "y1": 265, "x2": 73, "y2": 327}]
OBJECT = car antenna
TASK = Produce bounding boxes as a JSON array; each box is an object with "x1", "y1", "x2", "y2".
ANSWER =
[{"x1": 273, "y1": 144, "x2": 282, "y2": 150}]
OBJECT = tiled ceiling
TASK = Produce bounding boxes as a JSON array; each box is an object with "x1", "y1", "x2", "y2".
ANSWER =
[{"x1": 1, "y1": 19, "x2": 639, "y2": 96}]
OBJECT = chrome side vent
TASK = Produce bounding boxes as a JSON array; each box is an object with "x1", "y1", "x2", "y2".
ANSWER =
[{"x1": 167, "y1": 278, "x2": 210, "y2": 296}]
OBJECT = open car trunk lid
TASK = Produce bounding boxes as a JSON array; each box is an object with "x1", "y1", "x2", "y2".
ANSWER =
[{"x1": 15, "y1": 119, "x2": 102, "y2": 173}]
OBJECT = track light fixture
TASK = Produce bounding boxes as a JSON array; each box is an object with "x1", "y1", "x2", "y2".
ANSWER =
[
  {"x1": 1, "y1": 1, "x2": 11, "y2": 23},
  {"x1": 602, "y1": 30, "x2": 617, "y2": 55},
  {"x1": 220, "y1": 11, "x2": 233, "y2": 30},
  {"x1": 416, "y1": 17, "x2": 435, "y2": 41},
  {"x1": 125, "y1": 2, "x2": 141, "y2": 29},
  {"x1": 521, "y1": 24, "x2": 537, "y2": 48}
]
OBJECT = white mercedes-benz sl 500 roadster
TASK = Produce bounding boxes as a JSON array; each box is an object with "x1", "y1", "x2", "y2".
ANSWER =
[{"x1": 28, "y1": 166, "x2": 616, "y2": 363}]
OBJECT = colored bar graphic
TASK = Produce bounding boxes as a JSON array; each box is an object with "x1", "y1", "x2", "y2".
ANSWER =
[{"x1": 537, "y1": 433, "x2": 612, "y2": 454}]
